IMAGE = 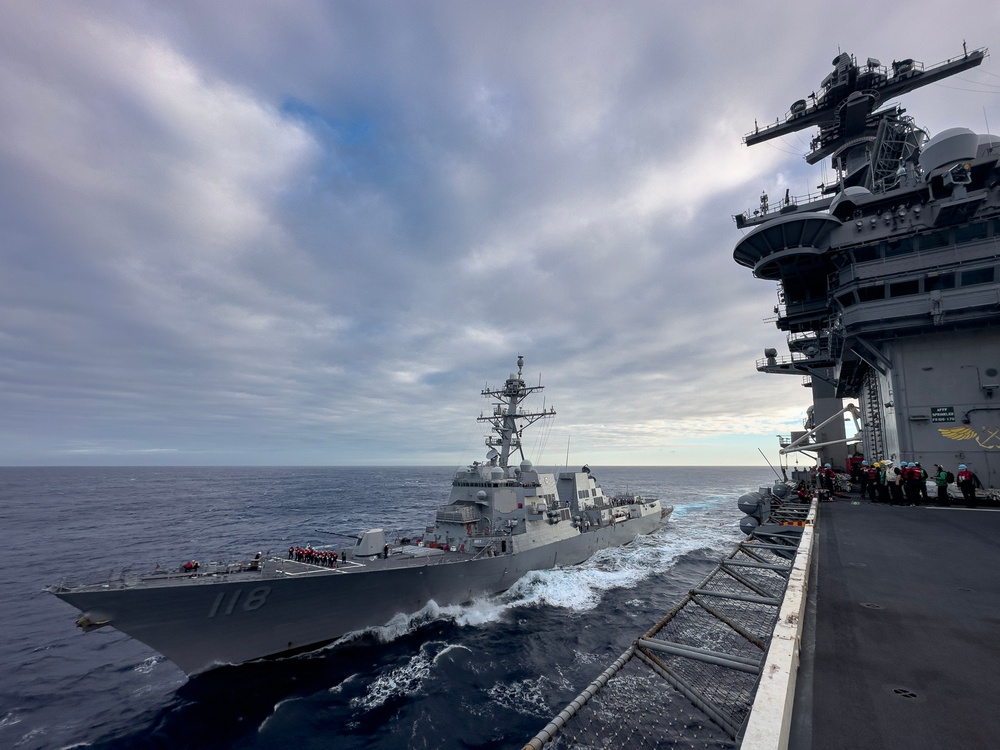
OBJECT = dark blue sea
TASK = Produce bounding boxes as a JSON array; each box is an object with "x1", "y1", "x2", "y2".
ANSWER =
[{"x1": 0, "y1": 465, "x2": 777, "y2": 749}]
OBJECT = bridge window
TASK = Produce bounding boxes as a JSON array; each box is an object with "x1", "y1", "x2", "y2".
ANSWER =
[
  {"x1": 852, "y1": 245, "x2": 880, "y2": 263},
  {"x1": 836, "y1": 291, "x2": 857, "y2": 308},
  {"x1": 889, "y1": 279, "x2": 920, "y2": 297},
  {"x1": 883, "y1": 237, "x2": 914, "y2": 257},
  {"x1": 921, "y1": 229, "x2": 951, "y2": 251},
  {"x1": 857, "y1": 284, "x2": 886, "y2": 301},
  {"x1": 961, "y1": 267, "x2": 995, "y2": 286},
  {"x1": 955, "y1": 222, "x2": 988, "y2": 244},
  {"x1": 925, "y1": 273, "x2": 956, "y2": 291}
]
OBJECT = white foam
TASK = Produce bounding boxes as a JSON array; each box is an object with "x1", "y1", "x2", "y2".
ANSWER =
[
  {"x1": 331, "y1": 497, "x2": 744, "y2": 647},
  {"x1": 132, "y1": 655, "x2": 162, "y2": 674},
  {"x1": 0, "y1": 711, "x2": 21, "y2": 729},
  {"x1": 257, "y1": 696, "x2": 299, "y2": 734},
  {"x1": 433, "y1": 598, "x2": 511, "y2": 627},
  {"x1": 431, "y1": 643, "x2": 472, "y2": 663},
  {"x1": 333, "y1": 597, "x2": 513, "y2": 648},
  {"x1": 493, "y1": 513, "x2": 740, "y2": 615},
  {"x1": 349, "y1": 640, "x2": 461, "y2": 711},
  {"x1": 572, "y1": 648, "x2": 600, "y2": 666},
  {"x1": 487, "y1": 674, "x2": 571, "y2": 718},
  {"x1": 326, "y1": 672, "x2": 359, "y2": 694}
]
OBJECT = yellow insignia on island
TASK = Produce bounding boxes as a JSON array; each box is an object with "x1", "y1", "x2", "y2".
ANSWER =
[
  {"x1": 939, "y1": 426, "x2": 1000, "y2": 449},
  {"x1": 939, "y1": 426, "x2": 978, "y2": 441}
]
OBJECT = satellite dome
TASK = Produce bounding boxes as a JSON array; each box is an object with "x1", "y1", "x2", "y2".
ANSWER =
[
  {"x1": 520, "y1": 459, "x2": 533, "y2": 472},
  {"x1": 920, "y1": 127, "x2": 979, "y2": 175}
]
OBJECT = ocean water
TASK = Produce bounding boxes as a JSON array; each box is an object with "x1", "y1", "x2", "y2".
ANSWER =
[{"x1": 0, "y1": 465, "x2": 778, "y2": 749}]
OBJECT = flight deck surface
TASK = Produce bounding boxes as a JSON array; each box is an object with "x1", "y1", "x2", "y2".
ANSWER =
[{"x1": 790, "y1": 498, "x2": 1000, "y2": 749}]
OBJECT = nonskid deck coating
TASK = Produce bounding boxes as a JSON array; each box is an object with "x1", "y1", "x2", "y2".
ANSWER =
[{"x1": 790, "y1": 497, "x2": 1000, "y2": 749}]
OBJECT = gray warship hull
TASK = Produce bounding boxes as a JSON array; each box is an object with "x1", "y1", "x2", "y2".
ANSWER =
[{"x1": 51, "y1": 510, "x2": 665, "y2": 675}]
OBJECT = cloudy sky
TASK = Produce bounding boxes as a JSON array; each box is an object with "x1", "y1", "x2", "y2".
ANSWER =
[{"x1": 2, "y1": 1, "x2": 998, "y2": 467}]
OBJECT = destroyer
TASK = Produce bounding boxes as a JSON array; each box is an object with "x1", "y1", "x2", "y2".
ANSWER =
[{"x1": 49, "y1": 356, "x2": 671, "y2": 675}]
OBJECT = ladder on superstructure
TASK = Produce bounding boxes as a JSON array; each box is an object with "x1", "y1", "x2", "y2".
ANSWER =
[{"x1": 862, "y1": 369, "x2": 887, "y2": 461}]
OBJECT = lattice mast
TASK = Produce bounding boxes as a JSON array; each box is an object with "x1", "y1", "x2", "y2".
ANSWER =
[{"x1": 478, "y1": 355, "x2": 555, "y2": 469}]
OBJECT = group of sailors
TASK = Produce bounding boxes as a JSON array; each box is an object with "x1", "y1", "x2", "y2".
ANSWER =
[
  {"x1": 604, "y1": 495, "x2": 640, "y2": 508},
  {"x1": 854, "y1": 460, "x2": 983, "y2": 507},
  {"x1": 805, "y1": 458, "x2": 987, "y2": 508},
  {"x1": 288, "y1": 546, "x2": 346, "y2": 567}
]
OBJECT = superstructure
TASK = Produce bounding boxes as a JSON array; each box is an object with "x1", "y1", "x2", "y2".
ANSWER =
[{"x1": 733, "y1": 46, "x2": 1000, "y2": 485}]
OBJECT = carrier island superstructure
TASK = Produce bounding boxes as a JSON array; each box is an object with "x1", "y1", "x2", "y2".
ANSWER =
[{"x1": 732, "y1": 46, "x2": 1000, "y2": 486}]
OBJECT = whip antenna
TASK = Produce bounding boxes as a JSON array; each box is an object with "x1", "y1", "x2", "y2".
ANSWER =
[{"x1": 759, "y1": 448, "x2": 784, "y2": 481}]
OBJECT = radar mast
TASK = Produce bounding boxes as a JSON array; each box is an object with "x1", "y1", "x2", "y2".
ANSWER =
[
  {"x1": 478, "y1": 356, "x2": 555, "y2": 469},
  {"x1": 743, "y1": 47, "x2": 986, "y2": 198}
]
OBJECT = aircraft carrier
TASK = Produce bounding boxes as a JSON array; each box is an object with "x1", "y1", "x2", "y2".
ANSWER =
[
  {"x1": 523, "y1": 45, "x2": 1000, "y2": 749},
  {"x1": 731, "y1": 44, "x2": 1000, "y2": 749}
]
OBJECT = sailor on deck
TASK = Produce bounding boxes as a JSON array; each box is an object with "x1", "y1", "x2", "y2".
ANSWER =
[
  {"x1": 933, "y1": 465, "x2": 951, "y2": 506},
  {"x1": 956, "y1": 464, "x2": 981, "y2": 508},
  {"x1": 866, "y1": 462, "x2": 879, "y2": 502}
]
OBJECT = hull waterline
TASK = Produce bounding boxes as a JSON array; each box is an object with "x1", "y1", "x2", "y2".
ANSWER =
[{"x1": 51, "y1": 511, "x2": 667, "y2": 675}]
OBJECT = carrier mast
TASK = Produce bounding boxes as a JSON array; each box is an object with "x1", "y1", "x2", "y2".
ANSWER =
[{"x1": 734, "y1": 46, "x2": 994, "y2": 474}]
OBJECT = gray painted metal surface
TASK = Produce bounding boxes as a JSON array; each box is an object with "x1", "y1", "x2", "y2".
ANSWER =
[
  {"x1": 790, "y1": 500, "x2": 1000, "y2": 749},
  {"x1": 732, "y1": 45, "x2": 1000, "y2": 750},
  {"x1": 734, "y1": 46, "x2": 1000, "y2": 489}
]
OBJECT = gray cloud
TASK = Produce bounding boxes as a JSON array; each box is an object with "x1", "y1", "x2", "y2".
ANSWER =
[{"x1": 2, "y1": 1, "x2": 998, "y2": 465}]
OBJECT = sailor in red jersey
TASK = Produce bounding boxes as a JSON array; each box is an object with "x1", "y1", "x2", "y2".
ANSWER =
[
  {"x1": 867, "y1": 462, "x2": 879, "y2": 502},
  {"x1": 956, "y1": 464, "x2": 980, "y2": 508}
]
